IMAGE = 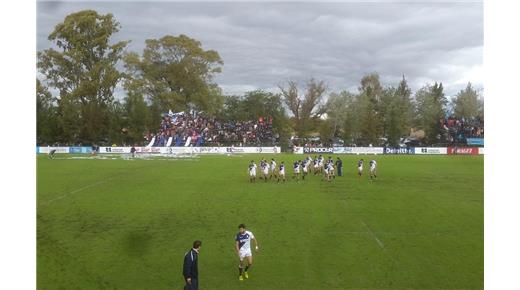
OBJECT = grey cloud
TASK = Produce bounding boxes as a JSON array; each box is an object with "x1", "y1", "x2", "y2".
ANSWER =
[{"x1": 37, "y1": 1, "x2": 483, "y2": 98}]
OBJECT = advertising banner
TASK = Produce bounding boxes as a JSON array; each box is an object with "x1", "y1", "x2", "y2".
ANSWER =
[
  {"x1": 333, "y1": 147, "x2": 384, "y2": 154},
  {"x1": 99, "y1": 147, "x2": 131, "y2": 153},
  {"x1": 225, "y1": 147, "x2": 280, "y2": 154},
  {"x1": 479, "y1": 147, "x2": 484, "y2": 155},
  {"x1": 414, "y1": 147, "x2": 448, "y2": 155},
  {"x1": 383, "y1": 147, "x2": 415, "y2": 154},
  {"x1": 303, "y1": 147, "x2": 334, "y2": 154},
  {"x1": 293, "y1": 147, "x2": 304, "y2": 154},
  {"x1": 69, "y1": 147, "x2": 82, "y2": 154},
  {"x1": 466, "y1": 138, "x2": 484, "y2": 146},
  {"x1": 447, "y1": 147, "x2": 479, "y2": 155},
  {"x1": 38, "y1": 147, "x2": 70, "y2": 154}
]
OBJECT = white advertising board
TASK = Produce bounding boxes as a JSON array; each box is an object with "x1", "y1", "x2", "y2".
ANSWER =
[
  {"x1": 293, "y1": 147, "x2": 304, "y2": 154},
  {"x1": 99, "y1": 147, "x2": 131, "y2": 153},
  {"x1": 414, "y1": 147, "x2": 448, "y2": 155},
  {"x1": 333, "y1": 147, "x2": 384, "y2": 154},
  {"x1": 38, "y1": 147, "x2": 70, "y2": 153},
  {"x1": 115, "y1": 146, "x2": 280, "y2": 154}
]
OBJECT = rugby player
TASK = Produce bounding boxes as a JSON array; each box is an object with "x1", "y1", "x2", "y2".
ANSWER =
[
  {"x1": 235, "y1": 224, "x2": 259, "y2": 281},
  {"x1": 369, "y1": 159, "x2": 378, "y2": 180}
]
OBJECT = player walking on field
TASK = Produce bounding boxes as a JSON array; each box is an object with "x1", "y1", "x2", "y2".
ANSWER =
[
  {"x1": 235, "y1": 224, "x2": 259, "y2": 281},
  {"x1": 357, "y1": 159, "x2": 364, "y2": 178},
  {"x1": 292, "y1": 160, "x2": 301, "y2": 182},
  {"x1": 248, "y1": 160, "x2": 257, "y2": 183},
  {"x1": 277, "y1": 162, "x2": 286, "y2": 183},
  {"x1": 269, "y1": 158, "x2": 277, "y2": 179},
  {"x1": 261, "y1": 160, "x2": 269, "y2": 182},
  {"x1": 369, "y1": 160, "x2": 377, "y2": 180}
]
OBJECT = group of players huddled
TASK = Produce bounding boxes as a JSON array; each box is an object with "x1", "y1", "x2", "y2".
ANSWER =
[{"x1": 248, "y1": 155, "x2": 378, "y2": 183}]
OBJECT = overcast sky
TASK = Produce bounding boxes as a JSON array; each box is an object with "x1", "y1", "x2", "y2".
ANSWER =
[{"x1": 37, "y1": 1, "x2": 483, "y2": 98}]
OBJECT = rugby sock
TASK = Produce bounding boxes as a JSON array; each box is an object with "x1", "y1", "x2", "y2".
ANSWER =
[
  {"x1": 245, "y1": 266, "x2": 249, "y2": 272},
  {"x1": 239, "y1": 266, "x2": 243, "y2": 275}
]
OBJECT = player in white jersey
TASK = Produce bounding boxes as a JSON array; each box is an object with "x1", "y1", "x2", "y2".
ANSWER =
[
  {"x1": 369, "y1": 160, "x2": 377, "y2": 180},
  {"x1": 329, "y1": 160, "x2": 335, "y2": 179},
  {"x1": 292, "y1": 160, "x2": 301, "y2": 181},
  {"x1": 323, "y1": 160, "x2": 330, "y2": 181},
  {"x1": 357, "y1": 159, "x2": 364, "y2": 178},
  {"x1": 261, "y1": 161, "x2": 269, "y2": 181},
  {"x1": 269, "y1": 158, "x2": 277, "y2": 179},
  {"x1": 277, "y1": 162, "x2": 286, "y2": 183},
  {"x1": 313, "y1": 157, "x2": 319, "y2": 175},
  {"x1": 302, "y1": 158, "x2": 309, "y2": 180},
  {"x1": 318, "y1": 155, "x2": 324, "y2": 174},
  {"x1": 235, "y1": 224, "x2": 259, "y2": 281},
  {"x1": 248, "y1": 160, "x2": 257, "y2": 183}
]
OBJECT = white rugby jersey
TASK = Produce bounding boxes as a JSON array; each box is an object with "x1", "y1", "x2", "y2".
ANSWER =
[{"x1": 235, "y1": 230, "x2": 255, "y2": 251}]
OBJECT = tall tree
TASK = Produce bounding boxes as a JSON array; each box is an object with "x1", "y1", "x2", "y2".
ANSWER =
[
  {"x1": 453, "y1": 82, "x2": 480, "y2": 119},
  {"x1": 322, "y1": 90, "x2": 354, "y2": 141},
  {"x1": 384, "y1": 76, "x2": 414, "y2": 146},
  {"x1": 357, "y1": 73, "x2": 383, "y2": 145},
  {"x1": 414, "y1": 82, "x2": 447, "y2": 144},
  {"x1": 123, "y1": 34, "x2": 224, "y2": 123},
  {"x1": 279, "y1": 79, "x2": 326, "y2": 137},
  {"x1": 37, "y1": 10, "x2": 128, "y2": 144},
  {"x1": 36, "y1": 79, "x2": 59, "y2": 144}
]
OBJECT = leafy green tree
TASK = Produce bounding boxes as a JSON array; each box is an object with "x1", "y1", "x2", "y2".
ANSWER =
[
  {"x1": 123, "y1": 34, "x2": 224, "y2": 123},
  {"x1": 357, "y1": 73, "x2": 383, "y2": 145},
  {"x1": 453, "y1": 82, "x2": 480, "y2": 119},
  {"x1": 122, "y1": 79, "x2": 152, "y2": 145},
  {"x1": 341, "y1": 92, "x2": 360, "y2": 145},
  {"x1": 37, "y1": 79, "x2": 59, "y2": 144},
  {"x1": 320, "y1": 90, "x2": 357, "y2": 144},
  {"x1": 383, "y1": 76, "x2": 414, "y2": 146},
  {"x1": 37, "y1": 10, "x2": 128, "y2": 144},
  {"x1": 107, "y1": 100, "x2": 126, "y2": 146},
  {"x1": 279, "y1": 79, "x2": 327, "y2": 138},
  {"x1": 414, "y1": 82, "x2": 447, "y2": 144}
]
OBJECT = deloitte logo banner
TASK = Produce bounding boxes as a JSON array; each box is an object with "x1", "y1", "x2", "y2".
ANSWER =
[{"x1": 383, "y1": 147, "x2": 415, "y2": 154}]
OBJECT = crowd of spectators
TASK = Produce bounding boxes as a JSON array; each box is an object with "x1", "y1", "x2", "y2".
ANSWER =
[
  {"x1": 144, "y1": 112, "x2": 277, "y2": 147},
  {"x1": 441, "y1": 116, "x2": 484, "y2": 144}
]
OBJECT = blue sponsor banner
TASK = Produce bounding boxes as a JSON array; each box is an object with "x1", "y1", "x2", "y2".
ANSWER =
[
  {"x1": 383, "y1": 147, "x2": 415, "y2": 154},
  {"x1": 466, "y1": 138, "x2": 484, "y2": 146},
  {"x1": 69, "y1": 147, "x2": 82, "y2": 153},
  {"x1": 83, "y1": 147, "x2": 92, "y2": 153}
]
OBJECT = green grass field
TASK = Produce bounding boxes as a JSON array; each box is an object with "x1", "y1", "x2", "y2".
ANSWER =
[{"x1": 37, "y1": 153, "x2": 483, "y2": 290}]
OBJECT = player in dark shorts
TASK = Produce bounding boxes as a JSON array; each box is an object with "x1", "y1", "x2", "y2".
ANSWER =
[{"x1": 48, "y1": 149, "x2": 56, "y2": 159}]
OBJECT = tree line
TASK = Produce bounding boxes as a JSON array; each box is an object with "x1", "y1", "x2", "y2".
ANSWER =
[{"x1": 37, "y1": 10, "x2": 483, "y2": 147}]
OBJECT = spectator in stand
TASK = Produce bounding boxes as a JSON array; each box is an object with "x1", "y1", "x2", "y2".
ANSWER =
[{"x1": 441, "y1": 116, "x2": 484, "y2": 144}]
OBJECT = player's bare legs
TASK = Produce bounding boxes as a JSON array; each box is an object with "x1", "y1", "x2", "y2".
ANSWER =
[{"x1": 244, "y1": 256, "x2": 253, "y2": 279}]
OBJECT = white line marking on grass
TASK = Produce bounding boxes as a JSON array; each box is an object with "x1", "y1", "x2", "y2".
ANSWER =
[
  {"x1": 361, "y1": 220, "x2": 385, "y2": 249},
  {"x1": 42, "y1": 179, "x2": 111, "y2": 206}
]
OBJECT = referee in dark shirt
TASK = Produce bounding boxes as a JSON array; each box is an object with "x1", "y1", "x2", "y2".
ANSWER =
[
  {"x1": 183, "y1": 240, "x2": 201, "y2": 290},
  {"x1": 336, "y1": 157, "x2": 343, "y2": 176}
]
